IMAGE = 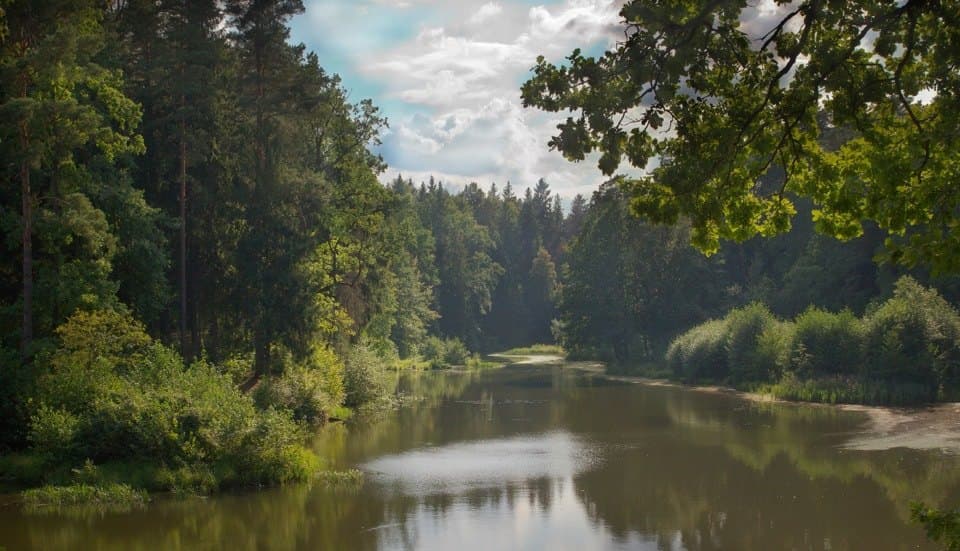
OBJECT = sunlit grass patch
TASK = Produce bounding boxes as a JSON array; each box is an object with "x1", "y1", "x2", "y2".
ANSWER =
[
  {"x1": 316, "y1": 468, "x2": 364, "y2": 488},
  {"x1": 497, "y1": 344, "x2": 564, "y2": 356},
  {"x1": 23, "y1": 483, "x2": 148, "y2": 508}
]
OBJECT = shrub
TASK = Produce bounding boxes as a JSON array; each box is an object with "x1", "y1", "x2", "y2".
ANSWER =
[
  {"x1": 725, "y1": 303, "x2": 780, "y2": 384},
  {"x1": 420, "y1": 336, "x2": 471, "y2": 368},
  {"x1": 236, "y1": 407, "x2": 318, "y2": 485},
  {"x1": 442, "y1": 338, "x2": 469, "y2": 366},
  {"x1": 343, "y1": 343, "x2": 390, "y2": 407},
  {"x1": 891, "y1": 277, "x2": 960, "y2": 394},
  {"x1": 23, "y1": 309, "x2": 323, "y2": 492},
  {"x1": 789, "y1": 308, "x2": 864, "y2": 378},
  {"x1": 217, "y1": 354, "x2": 253, "y2": 386},
  {"x1": 666, "y1": 319, "x2": 728, "y2": 382},
  {"x1": 753, "y1": 320, "x2": 795, "y2": 381},
  {"x1": 27, "y1": 406, "x2": 80, "y2": 462},
  {"x1": 255, "y1": 345, "x2": 344, "y2": 425},
  {"x1": 863, "y1": 297, "x2": 937, "y2": 387},
  {"x1": 421, "y1": 336, "x2": 446, "y2": 365}
]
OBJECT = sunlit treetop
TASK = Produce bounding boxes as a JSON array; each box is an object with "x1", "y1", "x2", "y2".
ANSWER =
[{"x1": 522, "y1": 0, "x2": 960, "y2": 273}]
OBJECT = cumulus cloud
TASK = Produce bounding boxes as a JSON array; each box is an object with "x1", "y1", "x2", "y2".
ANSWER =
[
  {"x1": 336, "y1": 0, "x2": 626, "y2": 197},
  {"x1": 469, "y1": 2, "x2": 503, "y2": 25},
  {"x1": 294, "y1": 0, "x2": 794, "y2": 199}
]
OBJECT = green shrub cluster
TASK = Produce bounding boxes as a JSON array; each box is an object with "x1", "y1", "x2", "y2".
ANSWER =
[
  {"x1": 421, "y1": 336, "x2": 470, "y2": 369},
  {"x1": 343, "y1": 342, "x2": 391, "y2": 408},
  {"x1": 254, "y1": 345, "x2": 345, "y2": 425},
  {"x1": 664, "y1": 277, "x2": 960, "y2": 404},
  {"x1": 24, "y1": 309, "x2": 322, "y2": 493}
]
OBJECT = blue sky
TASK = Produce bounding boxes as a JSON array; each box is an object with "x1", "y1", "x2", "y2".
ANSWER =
[{"x1": 289, "y1": 0, "x2": 627, "y2": 199}]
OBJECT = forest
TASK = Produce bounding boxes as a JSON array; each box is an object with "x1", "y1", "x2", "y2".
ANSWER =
[{"x1": 2, "y1": 1, "x2": 960, "y2": 546}]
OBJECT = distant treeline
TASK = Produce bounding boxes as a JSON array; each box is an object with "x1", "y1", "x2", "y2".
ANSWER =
[{"x1": 556, "y1": 182, "x2": 960, "y2": 404}]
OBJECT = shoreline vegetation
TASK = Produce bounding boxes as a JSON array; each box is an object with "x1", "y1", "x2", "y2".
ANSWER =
[
  {"x1": 0, "y1": 328, "x2": 511, "y2": 507},
  {"x1": 559, "y1": 276, "x2": 960, "y2": 408}
]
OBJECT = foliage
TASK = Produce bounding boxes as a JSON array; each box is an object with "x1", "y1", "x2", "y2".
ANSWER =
[
  {"x1": 498, "y1": 344, "x2": 565, "y2": 356},
  {"x1": 790, "y1": 309, "x2": 864, "y2": 378},
  {"x1": 560, "y1": 183, "x2": 725, "y2": 363},
  {"x1": 912, "y1": 502, "x2": 960, "y2": 551},
  {"x1": 421, "y1": 336, "x2": 472, "y2": 369},
  {"x1": 24, "y1": 309, "x2": 320, "y2": 492},
  {"x1": 255, "y1": 344, "x2": 344, "y2": 425},
  {"x1": 665, "y1": 277, "x2": 960, "y2": 404},
  {"x1": 666, "y1": 319, "x2": 729, "y2": 383},
  {"x1": 522, "y1": 0, "x2": 960, "y2": 272},
  {"x1": 725, "y1": 303, "x2": 781, "y2": 384},
  {"x1": 343, "y1": 343, "x2": 390, "y2": 408},
  {"x1": 442, "y1": 338, "x2": 469, "y2": 366},
  {"x1": 22, "y1": 483, "x2": 148, "y2": 508}
]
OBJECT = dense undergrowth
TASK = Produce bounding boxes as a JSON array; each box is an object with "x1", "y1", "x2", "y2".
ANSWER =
[
  {"x1": 662, "y1": 277, "x2": 960, "y2": 405},
  {"x1": 0, "y1": 308, "x2": 511, "y2": 504}
]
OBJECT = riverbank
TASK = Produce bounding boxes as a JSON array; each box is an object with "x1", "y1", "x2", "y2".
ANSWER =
[{"x1": 508, "y1": 353, "x2": 960, "y2": 453}]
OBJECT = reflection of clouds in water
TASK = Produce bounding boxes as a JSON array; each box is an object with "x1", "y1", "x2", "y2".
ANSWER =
[
  {"x1": 374, "y1": 476, "x2": 661, "y2": 551},
  {"x1": 363, "y1": 431, "x2": 599, "y2": 495}
]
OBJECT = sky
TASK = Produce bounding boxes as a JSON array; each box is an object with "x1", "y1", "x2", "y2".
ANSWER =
[{"x1": 289, "y1": 0, "x2": 628, "y2": 200}]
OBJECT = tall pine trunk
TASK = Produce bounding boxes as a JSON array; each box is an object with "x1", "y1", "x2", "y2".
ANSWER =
[
  {"x1": 179, "y1": 102, "x2": 189, "y2": 360},
  {"x1": 19, "y1": 135, "x2": 32, "y2": 360}
]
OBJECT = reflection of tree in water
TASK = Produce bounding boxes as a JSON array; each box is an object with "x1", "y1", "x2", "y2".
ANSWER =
[{"x1": 561, "y1": 384, "x2": 960, "y2": 549}]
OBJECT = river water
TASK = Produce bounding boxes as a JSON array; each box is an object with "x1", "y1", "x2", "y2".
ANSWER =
[{"x1": 2, "y1": 360, "x2": 959, "y2": 550}]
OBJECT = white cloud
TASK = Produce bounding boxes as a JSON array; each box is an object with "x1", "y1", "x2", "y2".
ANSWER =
[
  {"x1": 469, "y1": 2, "x2": 503, "y2": 25},
  {"x1": 295, "y1": 0, "x2": 806, "y2": 198},
  {"x1": 344, "y1": 0, "x2": 627, "y2": 197}
]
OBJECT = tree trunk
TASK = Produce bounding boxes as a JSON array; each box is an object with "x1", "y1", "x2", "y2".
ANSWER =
[
  {"x1": 254, "y1": 324, "x2": 270, "y2": 377},
  {"x1": 179, "y1": 108, "x2": 189, "y2": 360},
  {"x1": 20, "y1": 151, "x2": 32, "y2": 361}
]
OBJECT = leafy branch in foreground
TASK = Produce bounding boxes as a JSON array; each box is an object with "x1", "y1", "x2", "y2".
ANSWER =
[{"x1": 522, "y1": 0, "x2": 960, "y2": 272}]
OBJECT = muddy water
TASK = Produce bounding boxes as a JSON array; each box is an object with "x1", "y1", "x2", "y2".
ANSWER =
[{"x1": 2, "y1": 361, "x2": 959, "y2": 550}]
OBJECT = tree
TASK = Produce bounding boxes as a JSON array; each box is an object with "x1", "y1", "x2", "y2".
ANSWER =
[
  {"x1": 1, "y1": 1, "x2": 145, "y2": 358},
  {"x1": 522, "y1": 0, "x2": 960, "y2": 272}
]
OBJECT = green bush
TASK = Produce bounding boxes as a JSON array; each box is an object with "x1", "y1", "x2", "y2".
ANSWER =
[
  {"x1": 255, "y1": 345, "x2": 344, "y2": 425},
  {"x1": 27, "y1": 406, "x2": 80, "y2": 462},
  {"x1": 442, "y1": 338, "x2": 469, "y2": 366},
  {"x1": 217, "y1": 354, "x2": 253, "y2": 386},
  {"x1": 666, "y1": 319, "x2": 728, "y2": 382},
  {"x1": 236, "y1": 407, "x2": 318, "y2": 485},
  {"x1": 421, "y1": 336, "x2": 446, "y2": 367},
  {"x1": 790, "y1": 308, "x2": 864, "y2": 378},
  {"x1": 891, "y1": 277, "x2": 960, "y2": 394},
  {"x1": 420, "y1": 336, "x2": 471, "y2": 368},
  {"x1": 662, "y1": 277, "x2": 960, "y2": 405},
  {"x1": 725, "y1": 303, "x2": 780, "y2": 383},
  {"x1": 752, "y1": 320, "x2": 795, "y2": 382},
  {"x1": 863, "y1": 298, "x2": 937, "y2": 388},
  {"x1": 22, "y1": 309, "x2": 322, "y2": 492},
  {"x1": 343, "y1": 343, "x2": 390, "y2": 407}
]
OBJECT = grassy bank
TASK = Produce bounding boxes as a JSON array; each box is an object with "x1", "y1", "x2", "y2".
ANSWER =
[{"x1": 497, "y1": 344, "x2": 565, "y2": 356}]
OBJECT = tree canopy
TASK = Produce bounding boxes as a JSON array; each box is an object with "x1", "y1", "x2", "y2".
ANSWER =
[{"x1": 522, "y1": 0, "x2": 960, "y2": 272}]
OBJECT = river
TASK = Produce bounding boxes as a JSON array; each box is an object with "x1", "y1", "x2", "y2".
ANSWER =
[{"x1": 2, "y1": 358, "x2": 959, "y2": 550}]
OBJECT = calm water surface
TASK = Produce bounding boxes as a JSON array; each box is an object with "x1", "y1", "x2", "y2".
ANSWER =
[{"x1": 3, "y1": 362, "x2": 960, "y2": 550}]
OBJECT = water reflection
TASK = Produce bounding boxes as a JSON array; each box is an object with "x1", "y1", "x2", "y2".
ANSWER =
[
  {"x1": 364, "y1": 432, "x2": 596, "y2": 494},
  {"x1": 2, "y1": 364, "x2": 958, "y2": 550}
]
